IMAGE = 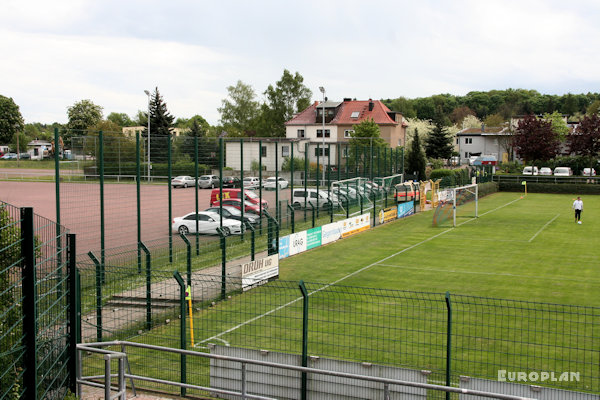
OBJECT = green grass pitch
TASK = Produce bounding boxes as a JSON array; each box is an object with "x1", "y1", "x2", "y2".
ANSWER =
[{"x1": 280, "y1": 191, "x2": 600, "y2": 306}]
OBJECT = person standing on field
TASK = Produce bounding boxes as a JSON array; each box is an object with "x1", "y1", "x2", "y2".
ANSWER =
[{"x1": 572, "y1": 196, "x2": 583, "y2": 223}]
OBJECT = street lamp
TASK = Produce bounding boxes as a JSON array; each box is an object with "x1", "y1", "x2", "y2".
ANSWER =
[
  {"x1": 144, "y1": 90, "x2": 151, "y2": 182},
  {"x1": 319, "y1": 86, "x2": 326, "y2": 184}
]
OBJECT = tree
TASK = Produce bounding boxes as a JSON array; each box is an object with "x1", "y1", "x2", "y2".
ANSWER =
[
  {"x1": 586, "y1": 100, "x2": 600, "y2": 115},
  {"x1": 0, "y1": 95, "x2": 24, "y2": 144},
  {"x1": 512, "y1": 115, "x2": 560, "y2": 163},
  {"x1": 449, "y1": 106, "x2": 475, "y2": 126},
  {"x1": 483, "y1": 113, "x2": 504, "y2": 127},
  {"x1": 568, "y1": 113, "x2": 600, "y2": 170},
  {"x1": 347, "y1": 118, "x2": 387, "y2": 173},
  {"x1": 406, "y1": 129, "x2": 427, "y2": 180},
  {"x1": 543, "y1": 111, "x2": 569, "y2": 141},
  {"x1": 425, "y1": 111, "x2": 454, "y2": 160},
  {"x1": 461, "y1": 114, "x2": 482, "y2": 129},
  {"x1": 258, "y1": 70, "x2": 312, "y2": 136},
  {"x1": 66, "y1": 99, "x2": 103, "y2": 136},
  {"x1": 143, "y1": 87, "x2": 175, "y2": 163},
  {"x1": 218, "y1": 80, "x2": 260, "y2": 135},
  {"x1": 107, "y1": 112, "x2": 133, "y2": 127}
]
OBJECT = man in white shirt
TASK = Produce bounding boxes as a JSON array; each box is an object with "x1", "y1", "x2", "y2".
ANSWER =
[{"x1": 572, "y1": 196, "x2": 583, "y2": 223}]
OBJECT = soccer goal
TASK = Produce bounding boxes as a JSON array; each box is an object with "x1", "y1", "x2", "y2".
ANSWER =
[
  {"x1": 432, "y1": 183, "x2": 478, "y2": 227},
  {"x1": 330, "y1": 177, "x2": 371, "y2": 216}
]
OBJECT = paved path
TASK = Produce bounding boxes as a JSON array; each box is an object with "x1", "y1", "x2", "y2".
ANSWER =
[{"x1": 81, "y1": 250, "x2": 270, "y2": 342}]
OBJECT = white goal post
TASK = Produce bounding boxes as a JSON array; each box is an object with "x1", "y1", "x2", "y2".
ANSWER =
[{"x1": 451, "y1": 183, "x2": 478, "y2": 227}]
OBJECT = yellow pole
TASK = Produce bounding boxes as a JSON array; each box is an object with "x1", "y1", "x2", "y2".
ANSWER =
[{"x1": 185, "y1": 285, "x2": 194, "y2": 347}]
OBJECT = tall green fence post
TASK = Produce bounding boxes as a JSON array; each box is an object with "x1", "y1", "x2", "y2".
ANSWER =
[
  {"x1": 88, "y1": 251, "x2": 102, "y2": 341},
  {"x1": 136, "y1": 131, "x2": 142, "y2": 273},
  {"x1": 290, "y1": 140, "x2": 294, "y2": 226},
  {"x1": 240, "y1": 139, "x2": 244, "y2": 239},
  {"x1": 316, "y1": 143, "x2": 320, "y2": 218},
  {"x1": 54, "y1": 128, "x2": 63, "y2": 298},
  {"x1": 99, "y1": 131, "x2": 106, "y2": 283},
  {"x1": 173, "y1": 271, "x2": 187, "y2": 397},
  {"x1": 67, "y1": 233, "x2": 79, "y2": 394},
  {"x1": 168, "y1": 136, "x2": 173, "y2": 262},
  {"x1": 140, "y1": 243, "x2": 151, "y2": 330},
  {"x1": 195, "y1": 136, "x2": 200, "y2": 255},
  {"x1": 180, "y1": 233, "x2": 192, "y2": 286},
  {"x1": 445, "y1": 291, "x2": 453, "y2": 400},
  {"x1": 245, "y1": 222, "x2": 255, "y2": 261},
  {"x1": 21, "y1": 207, "x2": 38, "y2": 400},
  {"x1": 259, "y1": 140, "x2": 263, "y2": 235},
  {"x1": 304, "y1": 142, "x2": 308, "y2": 222},
  {"x1": 328, "y1": 144, "x2": 332, "y2": 223},
  {"x1": 275, "y1": 141, "x2": 280, "y2": 227},
  {"x1": 217, "y1": 227, "x2": 227, "y2": 300},
  {"x1": 288, "y1": 204, "x2": 295, "y2": 233},
  {"x1": 299, "y1": 280, "x2": 309, "y2": 400}
]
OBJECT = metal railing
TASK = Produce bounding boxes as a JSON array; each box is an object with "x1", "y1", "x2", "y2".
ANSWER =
[{"x1": 77, "y1": 341, "x2": 536, "y2": 400}]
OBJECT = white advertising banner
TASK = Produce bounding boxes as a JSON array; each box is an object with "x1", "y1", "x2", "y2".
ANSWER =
[
  {"x1": 241, "y1": 254, "x2": 279, "y2": 290},
  {"x1": 321, "y1": 221, "x2": 342, "y2": 245},
  {"x1": 288, "y1": 231, "x2": 308, "y2": 256},
  {"x1": 340, "y1": 213, "x2": 371, "y2": 238}
]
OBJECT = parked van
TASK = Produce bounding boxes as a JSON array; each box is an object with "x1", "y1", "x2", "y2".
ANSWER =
[
  {"x1": 522, "y1": 166, "x2": 539, "y2": 175},
  {"x1": 553, "y1": 167, "x2": 573, "y2": 176},
  {"x1": 210, "y1": 188, "x2": 268, "y2": 210},
  {"x1": 291, "y1": 189, "x2": 340, "y2": 210}
]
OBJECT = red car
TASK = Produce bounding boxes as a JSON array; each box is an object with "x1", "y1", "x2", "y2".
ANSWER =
[{"x1": 211, "y1": 198, "x2": 263, "y2": 215}]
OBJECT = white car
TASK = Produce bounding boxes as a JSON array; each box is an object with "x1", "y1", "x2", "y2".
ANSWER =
[
  {"x1": 291, "y1": 189, "x2": 340, "y2": 210},
  {"x1": 171, "y1": 176, "x2": 196, "y2": 188},
  {"x1": 539, "y1": 167, "x2": 552, "y2": 176},
  {"x1": 263, "y1": 177, "x2": 289, "y2": 190},
  {"x1": 522, "y1": 166, "x2": 539, "y2": 175},
  {"x1": 553, "y1": 167, "x2": 572, "y2": 176},
  {"x1": 243, "y1": 176, "x2": 261, "y2": 189},
  {"x1": 172, "y1": 211, "x2": 244, "y2": 236},
  {"x1": 583, "y1": 168, "x2": 596, "y2": 176}
]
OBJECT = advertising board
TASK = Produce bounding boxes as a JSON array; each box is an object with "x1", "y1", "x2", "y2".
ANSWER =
[
  {"x1": 241, "y1": 254, "x2": 279, "y2": 290},
  {"x1": 378, "y1": 207, "x2": 398, "y2": 225},
  {"x1": 340, "y1": 213, "x2": 371, "y2": 238},
  {"x1": 321, "y1": 221, "x2": 341, "y2": 245},
  {"x1": 397, "y1": 201, "x2": 415, "y2": 219},
  {"x1": 306, "y1": 227, "x2": 322, "y2": 250}
]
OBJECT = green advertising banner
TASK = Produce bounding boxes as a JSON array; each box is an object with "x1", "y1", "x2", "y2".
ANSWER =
[{"x1": 306, "y1": 227, "x2": 322, "y2": 250}]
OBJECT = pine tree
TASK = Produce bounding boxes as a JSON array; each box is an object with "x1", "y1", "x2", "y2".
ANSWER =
[
  {"x1": 425, "y1": 112, "x2": 454, "y2": 159},
  {"x1": 407, "y1": 129, "x2": 427, "y2": 181},
  {"x1": 143, "y1": 87, "x2": 175, "y2": 163}
]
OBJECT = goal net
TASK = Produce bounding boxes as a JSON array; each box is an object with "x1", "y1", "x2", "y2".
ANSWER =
[
  {"x1": 330, "y1": 177, "x2": 371, "y2": 216},
  {"x1": 373, "y1": 174, "x2": 403, "y2": 200},
  {"x1": 432, "y1": 183, "x2": 478, "y2": 227}
]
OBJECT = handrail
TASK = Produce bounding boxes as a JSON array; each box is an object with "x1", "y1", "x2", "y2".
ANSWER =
[{"x1": 77, "y1": 341, "x2": 536, "y2": 400}]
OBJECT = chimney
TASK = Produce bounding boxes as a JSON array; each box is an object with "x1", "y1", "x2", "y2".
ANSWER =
[
  {"x1": 343, "y1": 98, "x2": 352, "y2": 102},
  {"x1": 368, "y1": 99, "x2": 374, "y2": 111}
]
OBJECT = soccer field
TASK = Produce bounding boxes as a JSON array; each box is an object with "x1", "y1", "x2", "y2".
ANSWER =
[{"x1": 279, "y1": 191, "x2": 600, "y2": 306}]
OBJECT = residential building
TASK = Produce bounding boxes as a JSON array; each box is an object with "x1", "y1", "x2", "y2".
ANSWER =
[
  {"x1": 456, "y1": 125, "x2": 512, "y2": 164},
  {"x1": 122, "y1": 126, "x2": 187, "y2": 137}
]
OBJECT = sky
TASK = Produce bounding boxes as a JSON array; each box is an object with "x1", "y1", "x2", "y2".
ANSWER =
[{"x1": 2, "y1": 0, "x2": 600, "y2": 126}]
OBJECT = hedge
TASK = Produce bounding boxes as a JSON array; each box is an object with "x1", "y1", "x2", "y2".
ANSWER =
[
  {"x1": 478, "y1": 181, "x2": 499, "y2": 198},
  {"x1": 430, "y1": 168, "x2": 471, "y2": 188},
  {"x1": 499, "y1": 182, "x2": 600, "y2": 194},
  {"x1": 85, "y1": 162, "x2": 213, "y2": 177}
]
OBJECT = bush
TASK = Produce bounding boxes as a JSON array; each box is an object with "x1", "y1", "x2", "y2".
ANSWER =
[
  {"x1": 499, "y1": 182, "x2": 600, "y2": 194},
  {"x1": 281, "y1": 157, "x2": 305, "y2": 172}
]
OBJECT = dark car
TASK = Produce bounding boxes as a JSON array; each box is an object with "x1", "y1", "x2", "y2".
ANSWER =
[
  {"x1": 222, "y1": 176, "x2": 241, "y2": 188},
  {"x1": 205, "y1": 205, "x2": 259, "y2": 225}
]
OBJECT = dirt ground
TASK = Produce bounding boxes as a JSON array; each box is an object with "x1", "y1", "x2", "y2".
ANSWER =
[{"x1": 0, "y1": 180, "x2": 286, "y2": 255}]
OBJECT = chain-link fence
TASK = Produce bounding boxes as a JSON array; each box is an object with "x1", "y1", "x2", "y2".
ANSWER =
[
  {"x1": 78, "y1": 271, "x2": 599, "y2": 398},
  {"x1": 0, "y1": 201, "x2": 75, "y2": 400}
]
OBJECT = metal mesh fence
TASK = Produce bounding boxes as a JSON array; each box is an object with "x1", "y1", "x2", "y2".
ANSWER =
[
  {"x1": 0, "y1": 201, "x2": 73, "y2": 400},
  {"x1": 78, "y1": 270, "x2": 599, "y2": 398}
]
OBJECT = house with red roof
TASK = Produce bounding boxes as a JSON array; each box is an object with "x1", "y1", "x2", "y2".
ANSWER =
[{"x1": 285, "y1": 98, "x2": 407, "y2": 148}]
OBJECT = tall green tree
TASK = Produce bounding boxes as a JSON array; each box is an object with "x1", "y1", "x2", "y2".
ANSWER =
[
  {"x1": 143, "y1": 87, "x2": 175, "y2": 163},
  {"x1": 406, "y1": 129, "x2": 427, "y2": 180},
  {"x1": 66, "y1": 99, "x2": 103, "y2": 141},
  {"x1": 0, "y1": 95, "x2": 24, "y2": 144},
  {"x1": 107, "y1": 112, "x2": 133, "y2": 127},
  {"x1": 258, "y1": 70, "x2": 312, "y2": 136},
  {"x1": 347, "y1": 118, "x2": 387, "y2": 172},
  {"x1": 543, "y1": 111, "x2": 569, "y2": 141},
  {"x1": 218, "y1": 80, "x2": 260, "y2": 135},
  {"x1": 568, "y1": 113, "x2": 600, "y2": 171},
  {"x1": 512, "y1": 115, "x2": 560, "y2": 163},
  {"x1": 425, "y1": 111, "x2": 454, "y2": 159}
]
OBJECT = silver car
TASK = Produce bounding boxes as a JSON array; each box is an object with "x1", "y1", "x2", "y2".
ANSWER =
[
  {"x1": 171, "y1": 176, "x2": 196, "y2": 188},
  {"x1": 198, "y1": 175, "x2": 220, "y2": 189}
]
